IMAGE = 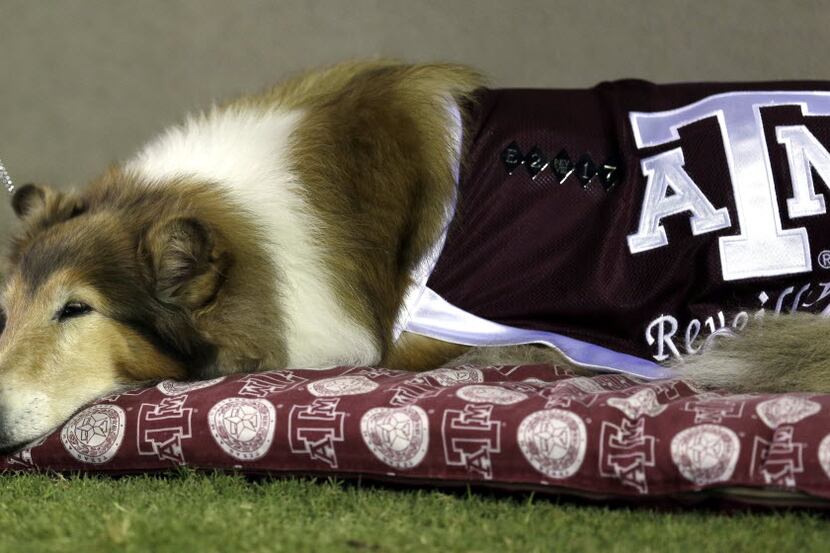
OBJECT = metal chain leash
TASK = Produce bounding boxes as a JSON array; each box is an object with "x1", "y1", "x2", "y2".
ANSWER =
[{"x1": 0, "y1": 159, "x2": 13, "y2": 195}]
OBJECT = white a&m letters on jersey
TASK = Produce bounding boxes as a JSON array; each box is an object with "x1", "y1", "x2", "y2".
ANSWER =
[
  {"x1": 627, "y1": 92, "x2": 830, "y2": 281},
  {"x1": 776, "y1": 124, "x2": 830, "y2": 218}
]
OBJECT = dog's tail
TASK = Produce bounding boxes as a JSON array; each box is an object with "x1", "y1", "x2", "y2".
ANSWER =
[{"x1": 673, "y1": 313, "x2": 830, "y2": 393}]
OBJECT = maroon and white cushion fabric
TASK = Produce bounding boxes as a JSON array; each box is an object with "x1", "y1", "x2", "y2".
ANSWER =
[{"x1": 3, "y1": 365, "x2": 830, "y2": 507}]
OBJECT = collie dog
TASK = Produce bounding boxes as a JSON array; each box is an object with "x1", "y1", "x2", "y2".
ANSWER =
[{"x1": 1, "y1": 61, "x2": 829, "y2": 450}]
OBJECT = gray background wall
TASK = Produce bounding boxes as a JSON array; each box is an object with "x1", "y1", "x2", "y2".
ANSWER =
[{"x1": 0, "y1": 0, "x2": 827, "y2": 239}]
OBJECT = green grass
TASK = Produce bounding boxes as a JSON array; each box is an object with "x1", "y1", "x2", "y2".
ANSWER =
[{"x1": 0, "y1": 472, "x2": 826, "y2": 553}]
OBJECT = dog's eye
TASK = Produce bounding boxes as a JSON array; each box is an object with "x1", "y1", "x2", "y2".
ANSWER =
[{"x1": 56, "y1": 302, "x2": 92, "y2": 322}]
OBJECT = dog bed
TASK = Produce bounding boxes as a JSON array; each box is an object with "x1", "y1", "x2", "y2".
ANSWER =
[{"x1": 3, "y1": 364, "x2": 830, "y2": 508}]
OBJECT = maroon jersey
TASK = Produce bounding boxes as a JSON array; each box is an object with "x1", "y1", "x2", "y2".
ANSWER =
[{"x1": 401, "y1": 82, "x2": 830, "y2": 379}]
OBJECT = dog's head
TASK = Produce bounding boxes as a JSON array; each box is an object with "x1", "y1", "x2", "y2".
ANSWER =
[{"x1": 0, "y1": 182, "x2": 231, "y2": 451}]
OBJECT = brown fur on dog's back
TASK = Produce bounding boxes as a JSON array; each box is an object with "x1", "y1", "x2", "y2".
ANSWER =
[
  {"x1": 241, "y1": 61, "x2": 484, "y2": 365},
  {"x1": 299, "y1": 68, "x2": 480, "y2": 363},
  {"x1": 230, "y1": 60, "x2": 482, "y2": 113}
]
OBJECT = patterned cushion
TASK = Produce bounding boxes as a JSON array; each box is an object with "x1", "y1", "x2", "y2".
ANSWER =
[{"x1": 3, "y1": 365, "x2": 829, "y2": 508}]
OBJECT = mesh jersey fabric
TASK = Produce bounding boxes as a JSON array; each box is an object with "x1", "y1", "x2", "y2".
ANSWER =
[{"x1": 407, "y1": 81, "x2": 830, "y2": 374}]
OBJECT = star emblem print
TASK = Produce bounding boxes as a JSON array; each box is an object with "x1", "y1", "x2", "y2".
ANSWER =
[
  {"x1": 379, "y1": 415, "x2": 412, "y2": 447},
  {"x1": 76, "y1": 415, "x2": 109, "y2": 443},
  {"x1": 536, "y1": 421, "x2": 570, "y2": 459},
  {"x1": 687, "y1": 433, "x2": 723, "y2": 468},
  {"x1": 225, "y1": 407, "x2": 260, "y2": 440}
]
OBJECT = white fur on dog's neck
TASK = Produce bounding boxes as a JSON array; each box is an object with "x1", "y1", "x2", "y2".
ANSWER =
[{"x1": 126, "y1": 106, "x2": 380, "y2": 368}]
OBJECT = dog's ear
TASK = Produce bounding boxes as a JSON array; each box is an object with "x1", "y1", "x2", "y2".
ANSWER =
[
  {"x1": 11, "y1": 183, "x2": 48, "y2": 219},
  {"x1": 11, "y1": 183, "x2": 85, "y2": 225},
  {"x1": 141, "y1": 217, "x2": 231, "y2": 310}
]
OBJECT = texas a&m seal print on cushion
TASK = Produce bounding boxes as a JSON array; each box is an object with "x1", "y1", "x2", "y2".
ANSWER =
[{"x1": 5, "y1": 364, "x2": 830, "y2": 508}]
